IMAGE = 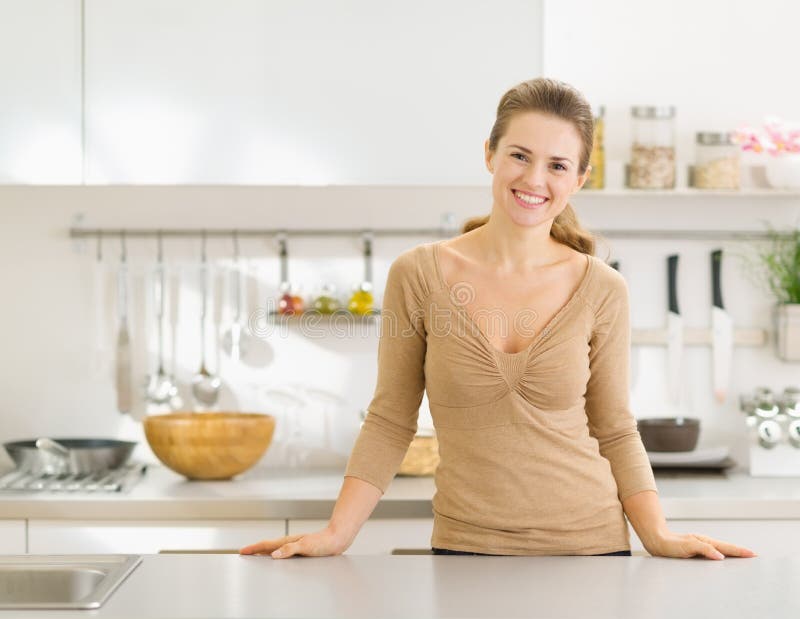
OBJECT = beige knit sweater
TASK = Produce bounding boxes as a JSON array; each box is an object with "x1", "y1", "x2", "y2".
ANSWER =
[{"x1": 344, "y1": 240, "x2": 657, "y2": 555}]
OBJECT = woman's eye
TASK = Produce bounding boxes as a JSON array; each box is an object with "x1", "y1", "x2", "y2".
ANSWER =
[
  {"x1": 551, "y1": 162, "x2": 567, "y2": 171},
  {"x1": 511, "y1": 152, "x2": 528, "y2": 162}
]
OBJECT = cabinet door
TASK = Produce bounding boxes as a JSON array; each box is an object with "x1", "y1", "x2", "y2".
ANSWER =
[
  {"x1": 28, "y1": 520, "x2": 286, "y2": 554},
  {"x1": 0, "y1": 520, "x2": 26, "y2": 554},
  {"x1": 288, "y1": 519, "x2": 434, "y2": 555},
  {"x1": 85, "y1": 0, "x2": 542, "y2": 184},
  {"x1": 628, "y1": 520, "x2": 800, "y2": 557},
  {"x1": 0, "y1": 0, "x2": 81, "y2": 183}
]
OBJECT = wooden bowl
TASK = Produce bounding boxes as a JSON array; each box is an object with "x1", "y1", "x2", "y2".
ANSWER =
[
  {"x1": 143, "y1": 412, "x2": 276, "y2": 480},
  {"x1": 397, "y1": 432, "x2": 440, "y2": 476}
]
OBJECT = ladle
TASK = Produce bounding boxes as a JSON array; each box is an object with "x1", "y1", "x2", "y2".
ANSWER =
[
  {"x1": 191, "y1": 231, "x2": 221, "y2": 408},
  {"x1": 145, "y1": 232, "x2": 178, "y2": 405}
]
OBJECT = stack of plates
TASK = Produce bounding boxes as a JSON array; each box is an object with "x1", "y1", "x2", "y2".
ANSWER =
[{"x1": 647, "y1": 446, "x2": 735, "y2": 470}]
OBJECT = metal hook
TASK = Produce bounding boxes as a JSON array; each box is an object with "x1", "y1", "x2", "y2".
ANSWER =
[
  {"x1": 96, "y1": 229, "x2": 103, "y2": 262},
  {"x1": 120, "y1": 229, "x2": 127, "y2": 264},
  {"x1": 277, "y1": 231, "x2": 288, "y2": 287},
  {"x1": 156, "y1": 230, "x2": 164, "y2": 264},
  {"x1": 362, "y1": 230, "x2": 373, "y2": 285},
  {"x1": 276, "y1": 230, "x2": 288, "y2": 254},
  {"x1": 361, "y1": 230, "x2": 373, "y2": 256}
]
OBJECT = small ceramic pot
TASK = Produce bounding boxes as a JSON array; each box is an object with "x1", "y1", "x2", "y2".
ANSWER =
[
  {"x1": 775, "y1": 304, "x2": 800, "y2": 361},
  {"x1": 765, "y1": 154, "x2": 800, "y2": 190}
]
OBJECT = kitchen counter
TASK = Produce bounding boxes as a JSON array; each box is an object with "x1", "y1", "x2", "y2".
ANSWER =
[
  {"x1": 2, "y1": 464, "x2": 800, "y2": 520},
  {"x1": 0, "y1": 553, "x2": 794, "y2": 619}
]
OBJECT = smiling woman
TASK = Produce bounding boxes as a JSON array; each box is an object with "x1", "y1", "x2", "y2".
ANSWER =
[{"x1": 240, "y1": 77, "x2": 757, "y2": 562}]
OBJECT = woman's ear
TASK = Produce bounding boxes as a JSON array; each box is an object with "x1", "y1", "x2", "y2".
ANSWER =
[
  {"x1": 484, "y1": 139, "x2": 494, "y2": 173},
  {"x1": 573, "y1": 165, "x2": 591, "y2": 193}
]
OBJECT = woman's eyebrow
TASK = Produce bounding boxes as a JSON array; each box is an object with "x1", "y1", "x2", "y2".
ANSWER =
[{"x1": 507, "y1": 144, "x2": 573, "y2": 164}]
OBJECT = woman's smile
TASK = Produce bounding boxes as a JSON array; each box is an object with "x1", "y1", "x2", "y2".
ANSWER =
[{"x1": 511, "y1": 188, "x2": 549, "y2": 209}]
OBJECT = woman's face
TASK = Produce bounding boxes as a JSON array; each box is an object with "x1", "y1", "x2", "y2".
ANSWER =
[{"x1": 485, "y1": 111, "x2": 589, "y2": 230}]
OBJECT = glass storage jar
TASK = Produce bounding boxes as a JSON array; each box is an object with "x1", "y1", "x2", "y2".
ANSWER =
[
  {"x1": 585, "y1": 104, "x2": 605, "y2": 189},
  {"x1": 628, "y1": 105, "x2": 676, "y2": 189},
  {"x1": 692, "y1": 131, "x2": 740, "y2": 189}
]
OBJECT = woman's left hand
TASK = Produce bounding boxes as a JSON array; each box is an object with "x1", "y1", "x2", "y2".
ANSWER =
[{"x1": 645, "y1": 530, "x2": 757, "y2": 560}]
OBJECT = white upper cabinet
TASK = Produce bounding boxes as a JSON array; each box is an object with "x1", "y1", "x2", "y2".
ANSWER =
[
  {"x1": 0, "y1": 0, "x2": 543, "y2": 185},
  {"x1": 0, "y1": 0, "x2": 82, "y2": 183}
]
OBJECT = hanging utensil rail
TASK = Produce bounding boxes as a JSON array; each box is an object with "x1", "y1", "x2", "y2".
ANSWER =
[{"x1": 69, "y1": 227, "x2": 788, "y2": 241}]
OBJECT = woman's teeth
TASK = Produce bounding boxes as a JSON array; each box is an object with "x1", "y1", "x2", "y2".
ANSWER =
[{"x1": 513, "y1": 190, "x2": 547, "y2": 205}]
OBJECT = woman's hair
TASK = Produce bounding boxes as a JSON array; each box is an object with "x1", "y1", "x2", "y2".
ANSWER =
[{"x1": 463, "y1": 77, "x2": 595, "y2": 255}]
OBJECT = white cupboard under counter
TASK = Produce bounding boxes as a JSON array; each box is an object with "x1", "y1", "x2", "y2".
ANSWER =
[
  {"x1": 3, "y1": 465, "x2": 800, "y2": 557},
  {"x1": 0, "y1": 520, "x2": 25, "y2": 554}
]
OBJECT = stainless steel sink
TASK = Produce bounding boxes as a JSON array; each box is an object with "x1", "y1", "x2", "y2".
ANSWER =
[{"x1": 0, "y1": 555, "x2": 141, "y2": 609}]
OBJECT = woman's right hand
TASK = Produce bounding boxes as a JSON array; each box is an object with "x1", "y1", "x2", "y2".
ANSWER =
[{"x1": 239, "y1": 527, "x2": 348, "y2": 559}]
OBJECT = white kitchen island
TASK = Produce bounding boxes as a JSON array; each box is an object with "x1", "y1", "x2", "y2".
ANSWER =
[
  {"x1": 2, "y1": 465, "x2": 800, "y2": 557},
  {"x1": 0, "y1": 553, "x2": 793, "y2": 619}
]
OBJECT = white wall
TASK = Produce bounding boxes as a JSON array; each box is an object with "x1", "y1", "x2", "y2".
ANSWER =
[
  {"x1": 1, "y1": 187, "x2": 799, "y2": 474},
  {"x1": 0, "y1": 186, "x2": 492, "y2": 469}
]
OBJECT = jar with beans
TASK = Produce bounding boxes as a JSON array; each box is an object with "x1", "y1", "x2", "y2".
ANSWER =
[{"x1": 628, "y1": 106, "x2": 676, "y2": 189}]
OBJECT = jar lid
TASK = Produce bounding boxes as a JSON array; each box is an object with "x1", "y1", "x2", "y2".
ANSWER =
[
  {"x1": 696, "y1": 131, "x2": 735, "y2": 146},
  {"x1": 631, "y1": 105, "x2": 675, "y2": 119}
]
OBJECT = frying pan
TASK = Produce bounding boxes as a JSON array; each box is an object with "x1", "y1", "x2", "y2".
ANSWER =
[{"x1": 2, "y1": 438, "x2": 137, "y2": 475}]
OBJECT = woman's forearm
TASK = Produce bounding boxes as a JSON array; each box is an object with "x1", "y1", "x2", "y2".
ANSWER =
[
  {"x1": 621, "y1": 489, "x2": 668, "y2": 549},
  {"x1": 327, "y1": 475, "x2": 384, "y2": 548}
]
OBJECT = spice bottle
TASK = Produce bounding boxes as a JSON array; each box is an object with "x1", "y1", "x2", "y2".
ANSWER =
[
  {"x1": 628, "y1": 106, "x2": 676, "y2": 189},
  {"x1": 585, "y1": 104, "x2": 605, "y2": 189},
  {"x1": 313, "y1": 283, "x2": 341, "y2": 314}
]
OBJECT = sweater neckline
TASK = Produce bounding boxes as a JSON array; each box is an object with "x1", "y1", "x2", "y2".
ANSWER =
[{"x1": 430, "y1": 240, "x2": 594, "y2": 357}]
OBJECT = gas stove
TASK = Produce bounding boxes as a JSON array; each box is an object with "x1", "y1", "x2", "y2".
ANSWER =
[{"x1": 0, "y1": 463, "x2": 147, "y2": 493}]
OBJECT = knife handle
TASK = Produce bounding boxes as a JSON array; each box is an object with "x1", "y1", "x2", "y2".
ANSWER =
[
  {"x1": 667, "y1": 255, "x2": 679, "y2": 315},
  {"x1": 711, "y1": 249, "x2": 724, "y2": 309}
]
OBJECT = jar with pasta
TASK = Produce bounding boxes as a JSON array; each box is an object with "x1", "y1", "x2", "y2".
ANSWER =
[
  {"x1": 628, "y1": 106, "x2": 676, "y2": 189},
  {"x1": 692, "y1": 132, "x2": 740, "y2": 190}
]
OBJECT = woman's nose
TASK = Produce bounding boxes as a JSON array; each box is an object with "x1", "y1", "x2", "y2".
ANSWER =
[{"x1": 522, "y1": 162, "x2": 547, "y2": 187}]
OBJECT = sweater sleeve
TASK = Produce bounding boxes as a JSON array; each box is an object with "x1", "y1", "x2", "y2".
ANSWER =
[
  {"x1": 584, "y1": 270, "x2": 658, "y2": 501},
  {"x1": 343, "y1": 248, "x2": 428, "y2": 493}
]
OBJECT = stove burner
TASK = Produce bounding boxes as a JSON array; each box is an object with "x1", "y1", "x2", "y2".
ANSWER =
[{"x1": 0, "y1": 463, "x2": 147, "y2": 493}]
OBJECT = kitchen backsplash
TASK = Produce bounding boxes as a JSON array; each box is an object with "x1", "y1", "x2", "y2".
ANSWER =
[{"x1": 1, "y1": 185, "x2": 799, "y2": 473}]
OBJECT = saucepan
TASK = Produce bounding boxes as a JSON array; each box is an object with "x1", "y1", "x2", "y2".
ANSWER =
[{"x1": 2, "y1": 438, "x2": 137, "y2": 475}]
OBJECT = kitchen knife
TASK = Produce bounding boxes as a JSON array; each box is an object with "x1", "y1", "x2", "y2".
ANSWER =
[
  {"x1": 711, "y1": 249, "x2": 734, "y2": 403},
  {"x1": 666, "y1": 255, "x2": 683, "y2": 408}
]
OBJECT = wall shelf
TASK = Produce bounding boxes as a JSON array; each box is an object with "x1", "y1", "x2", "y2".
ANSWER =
[{"x1": 632, "y1": 327, "x2": 767, "y2": 348}]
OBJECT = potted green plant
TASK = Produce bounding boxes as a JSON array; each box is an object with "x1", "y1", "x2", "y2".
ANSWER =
[{"x1": 749, "y1": 225, "x2": 800, "y2": 361}]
